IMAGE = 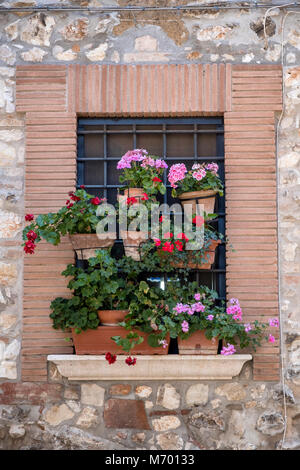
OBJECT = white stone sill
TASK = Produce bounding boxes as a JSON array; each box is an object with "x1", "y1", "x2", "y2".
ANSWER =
[{"x1": 48, "y1": 354, "x2": 252, "y2": 381}]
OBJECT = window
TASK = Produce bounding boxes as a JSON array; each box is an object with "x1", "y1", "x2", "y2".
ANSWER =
[{"x1": 77, "y1": 117, "x2": 225, "y2": 301}]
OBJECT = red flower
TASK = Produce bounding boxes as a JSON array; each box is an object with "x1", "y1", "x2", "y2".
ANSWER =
[
  {"x1": 159, "y1": 215, "x2": 164, "y2": 223},
  {"x1": 163, "y1": 232, "x2": 173, "y2": 239},
  {"x1": 192, "y1": 215, "x2": 204, "y2": 227},
  {"x1": 66, "y1": 200, "x2": 74, "y2": 209},
  {"x1": 26, "y1": 230, "x2": 37, "y2": 241},
  {"x1": 71, "y1": 194, "x2": 81, "y2": 202},
  {"x1": 125, "y1": 356, "x2": 137, "y2": 366},
  {"x1": 175, "y1": 240, "x2": 183, "y2": 251},
  {"x1": 162, "y1": 241, "x2": 174, "y2": 253},
  {"x1": 25, "y1": 214, "x2": 34, "y2": 222},
  {"x1": 80, "y1": 185, "x2": 85, "y2": 189},
  {"x1": 105, "y1": 352, "x2": 117, "y2": 364},
  {"x1": 91, "y1": 197, "x2": 101, "y2": 205},
  {"x1": 177, "y1": 232, "x2": 189, "y2": 242},
  {"x1": 154, "y1": 239, "x2": 161, "y2": 247},
  {"x1": 141, "y1": 193, "x2": 149, "y2": 201},
  {"x1": 126, "y1": 197, "x2": 138, "y2": 206},
  {"x1": 152, "y1": 177, "x2": 162, "y2": 183},
  {"x1": 24, "y1": 240, "x2": 36, "y2": 254}
]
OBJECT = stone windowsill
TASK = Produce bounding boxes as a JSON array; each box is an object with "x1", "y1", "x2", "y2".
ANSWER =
[{"x1": 47, "y1": 354, "x2": 252, "y2": 381}]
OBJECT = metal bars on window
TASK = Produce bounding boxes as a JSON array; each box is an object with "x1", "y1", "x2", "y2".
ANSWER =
[{"x1": 77, "y1": 117, "x2": 225, "y2": 300}]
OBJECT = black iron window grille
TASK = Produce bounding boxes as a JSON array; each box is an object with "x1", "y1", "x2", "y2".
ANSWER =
[{"x1": 77, "y1": 117, "x2": 225, "y2": 301}]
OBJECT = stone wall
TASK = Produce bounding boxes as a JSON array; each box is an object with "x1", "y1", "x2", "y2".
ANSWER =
[{"x1": 0, "y1": 0, "x2": 300, "y2": 449}]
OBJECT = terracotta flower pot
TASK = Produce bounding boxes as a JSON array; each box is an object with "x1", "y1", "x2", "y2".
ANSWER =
[
  {"x1": 177, "y1": 330, "x2": 219, "y2": 355},
  {"x1": 98, "y1": 309, "x2": 129, "y2": 326},
  {"x1": 71, "y1": 326, "x2": 170, "y2": 355},
  {"x1": 178, "y1": 190, "x2": 217, "y2": 216},
  {"x1": 120, "y1": 230, "x2": 149, "y2": 261},
  {"x1": 158, "y1": 239, "x2": 220, "y2": 270},
  {"x1": 69, "y1": 232, "x2": 116, "y2": 260}
]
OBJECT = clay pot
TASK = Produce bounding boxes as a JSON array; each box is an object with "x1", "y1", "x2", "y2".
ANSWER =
[
  {"x1": 177, "y1": 330, "x2": 219, "y2": 355},
  {"x1": 72, "y1": 326, "x2": 170, "y2": 355},
  {"x1": 158, "y1": 239, "x2": 221, "y2": 270},
  {"x1": 178, "y1": 190, "x2": 217, "y2": 216},
  {"x1": 69, "y1": 233, "x2": 116, "y2": 260},
  {"x1": 120, "y1": 230, "x2": 149, "y2": 261},
  {"x1": 98, "y1": 309, "x2": 129, "y2": 326}
]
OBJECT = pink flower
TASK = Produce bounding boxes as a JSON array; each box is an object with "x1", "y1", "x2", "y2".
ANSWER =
[
  {"x1": 244, "y1": 323, "x2": 252, "y2": 333},
  {"x1": 191, "y1": 302, "x2": 205, "y2": 313},
  {"x1": 168, "y1": 163, "x2": 187, "y2": 188},
  {"x1": 154, "y1": 239, "x2": 161, "y2": 247},
  {"x1": 117, "y1": 149, "x2": 148, "y2": 170},
  {"x1": 269, "y1": 318, "x2": 279, "y2": 328},
  {"x1": 181, "y1": 320, "x2": 189, "y2": 333},
  {"x1": 268, "y1": 334, "x2": 275, "y2": 343},
  {"x1": 221, "y1": 343, "x2": 236, "y2": 355},
  {"x1": 206, "y1": 315, "x2": 214, "y2": 321},
  {"x1": 163, "y1": 232, "x2": 173, "y2": 239},
  {"x1": 205, "y1": 163, "x2": 219, "y2": 174},
  {"x1": 192, "y1": 168, "x2": 206, "y2": 181},
  {"x1": 159, "y1": 339, "x2": 169, "y2": 349},
  {"x1": 155, "y1": 159, "x2": 168, "y2": 169},
  {"x1": 194, "y1": 293, "x2": 201, "y2": 301},
  {"x1": 173, "y1": 303, "x2": 190, "y2": 315},
  {"x1": 226, "y1": 298, "x2": 243, "y2": 321}
]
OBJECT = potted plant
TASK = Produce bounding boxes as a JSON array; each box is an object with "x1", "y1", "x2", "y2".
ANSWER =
[
  {"x1": 49, "y1": 250, "x2": 136, "y2": 354},
  {"x1": 141, "y1": 214, "x2": 223, "y2": 270},
  {"x1": 117, "y1": 148, "x2": 168, "y2": 197},
  {"x1": 118, "y1": 192, "x2": 155, "y2": 261},
  {"x1": 111, "y1": 280, "x2": 171, "y2": 355},
  {"x1": 168, "y1": 162, "x2": 223, "y2": 215},
  {"x1": 164, "y1": 284, "x2": 271, "y2": 355},
  {"x1": 22, "y1": 187, "x2": 116, "y2": 259}
]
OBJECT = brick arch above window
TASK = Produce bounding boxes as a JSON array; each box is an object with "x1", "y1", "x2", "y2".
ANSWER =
[{"x1": 17, "y1": 64, "x2": 282, "y2": 382}]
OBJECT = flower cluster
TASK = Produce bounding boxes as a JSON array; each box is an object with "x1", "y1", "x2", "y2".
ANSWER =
[
  {"x1": 117, "y1": 149, "x2": 168, "y2": 196},
  {"x1": 220, "y1": 343, "x2": 236, "y2": 355},
  {"x1": 105, "y1": 352, "x2": 137, "y2": 366},
  {"x1": 117, "y1": 149, "x2": 148, "y2": 169},
  {"x1": 168, "y1": 161, "x2": 223, "y2": 197},
  {"x1": 226, "y1": 298, "x2": 243, "y2": 321},
  {"x1": 23, "y1": 217, "x2": 38, "y2": 254}
]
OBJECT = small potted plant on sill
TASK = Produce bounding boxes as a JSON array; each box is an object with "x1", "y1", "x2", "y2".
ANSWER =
[
  {"x1": 22, "y1": 187, "x2": 116, "y2": 259},
  {"x1": 164, "y1": 284, "x2": 273, "y2": 355},
  {"x1": 117, "y1": 148, "x2": 168, "y2": 198},
  {"x1": 168, "y1": 162, "x2": 223, "y2": 215},
  {"x1": 111, "y1": 280, "x2": 171, "y2": 355},
  {"x1": 49, "y1": 249, "x2": 136, "y2": 355}
]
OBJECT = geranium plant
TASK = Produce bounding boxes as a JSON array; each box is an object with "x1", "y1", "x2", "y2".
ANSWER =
[
  {"x1": 22, "y1": 187, "x2": 109, "y2": 254},
  {"x1": 49, "y1": 249, "x2": 136, "y2": 333},
  {"x1": 117, "y1": 148, "x2": 168, "y2": 195},
  {"x1": 168, "y1": 162, "x2": 224, "y2": 198}
]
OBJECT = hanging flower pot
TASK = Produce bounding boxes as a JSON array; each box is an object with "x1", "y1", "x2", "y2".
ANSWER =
[
  {"x1": 158, "y1": 239, "x2": 221, "y2": 270},
  {"x1": 177, "y1": 330, "x2": 219, "y2": 355},
  {"x1": 120, "y1": 230, "x2": 148, "y2": 261},
  {"x1": 71, "y1": 327, "x2": 170, "y2": 355},
  {"x1": 178, "y1": 190, "x2": 217, "y2": 217},
  {"x1": 69, "y1": 232, "x2": 116, "y2": 260}
]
